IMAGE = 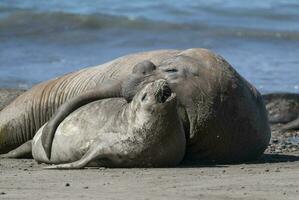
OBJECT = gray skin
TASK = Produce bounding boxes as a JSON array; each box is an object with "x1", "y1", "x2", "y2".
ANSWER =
[
  {"x1": 41, "y1": 60, "x2": 158, "y2": 159},
  {"x1": 0, "y1": 48, "x2": 271, "y2": 162},
  {"x1": 31, "y1": 79, "x2": 185, "y2": 168},
  {"x1": 262, "y1": 93, "x2": 299, "y2": 131}
]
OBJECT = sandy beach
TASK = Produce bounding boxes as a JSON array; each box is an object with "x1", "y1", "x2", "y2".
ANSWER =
[
  {"x1": 0, "y1": 154, "x2": 299, "y2": 200},
  {"x1": 0, "y1": 88, "x2": 298, "y2": 200},
  {"x1": 1, "y1": 1, "x2": 299, "y2": 199}
]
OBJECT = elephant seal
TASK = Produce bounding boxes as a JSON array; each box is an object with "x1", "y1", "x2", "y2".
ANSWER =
[
  {"x1": 32, "y1": 79, "x2": 185, "y2": 168},
  {"x1": 0, "y1": 48, "x2": 270, "y2": 162},
  {"x1": 263, "y1": 92, "x2": 299, "y2": 131}
]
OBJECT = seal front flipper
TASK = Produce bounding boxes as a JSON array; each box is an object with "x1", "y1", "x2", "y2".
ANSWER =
[
  {"x1": 44, "y1": 141, "x2": 109, "y2": 169},
  {"x1": 0, "y1": 140, "x2": 32, "y2": 158}
]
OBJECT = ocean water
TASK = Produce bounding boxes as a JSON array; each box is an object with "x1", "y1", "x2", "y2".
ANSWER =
[{"x1": 0, "y1": 0, "x2": 298, "y2": 93}]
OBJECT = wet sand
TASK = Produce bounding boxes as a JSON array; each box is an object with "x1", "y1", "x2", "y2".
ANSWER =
[{"x1": 0, "y1": 89, "x2": 298, "y2": 200}]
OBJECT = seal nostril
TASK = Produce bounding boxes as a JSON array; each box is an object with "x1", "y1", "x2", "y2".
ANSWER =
[
  {"x1": 141, "y1": 93, "x2": 147, "y2": 101},
  {"x1": 164, "y1": 68, "x2": 178, "y2": 73}
]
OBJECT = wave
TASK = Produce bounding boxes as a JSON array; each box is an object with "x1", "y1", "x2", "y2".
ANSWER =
[
  {"x1": 0, "y1": 10, "x2": 162, "y2": 35},
  {"x1": 1, "y1": 9, "x2": 299, "y2": 41}
]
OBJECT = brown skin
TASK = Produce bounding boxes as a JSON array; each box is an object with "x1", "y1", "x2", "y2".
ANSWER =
[
  {"x1": 0, "y1": 48, "x2": 271, "y2": 162},
  {"x1": 158, "y1": 54, "x2": 270, "y2": 162}
]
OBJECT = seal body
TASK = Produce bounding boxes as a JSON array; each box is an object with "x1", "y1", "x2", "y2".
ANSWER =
[
  {"x1": 32, "y1": 80, "x2": 185, "y2": 168},
  {"x1": 0, "y1": 48, "x2": 270, "y2": 162}
]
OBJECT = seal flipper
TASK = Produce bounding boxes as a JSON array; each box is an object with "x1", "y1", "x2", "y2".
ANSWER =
[
  {"x1": 44, "y1": 141, "x2": 109, "y2": 169},
  {"x1": 281, "y1": 117, "x2": 299, "y2": 132},
  {"x1": 0, "y1": 140, "x2": 32, "y2": 158}
]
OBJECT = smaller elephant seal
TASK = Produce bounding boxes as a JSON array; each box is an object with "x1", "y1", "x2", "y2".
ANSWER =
[
  {"x1": 40, "y1": 60, "x2": 158, "y2": 160},
  {"x1": 32, "y1": 79, "x2": 185, "y2": 169},
  {"x1": 262, "y1": 92, "x2": 299, "y2": 131}
]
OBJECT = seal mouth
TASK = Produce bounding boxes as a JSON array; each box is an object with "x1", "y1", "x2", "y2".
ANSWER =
[{"x1": 155, "y1": 83, "x2": 173, "y2": 103}]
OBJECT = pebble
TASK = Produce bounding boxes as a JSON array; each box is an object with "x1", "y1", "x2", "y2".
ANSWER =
[
  {"x1": 272, "y1": 139, "x2": 279, "y2": 143},
  {"x1": 274, "y1": 168, "x2": 280, "y2": 172},
  {"x1": 266, "y1": 126, "x2": 299, "y2": 154}
]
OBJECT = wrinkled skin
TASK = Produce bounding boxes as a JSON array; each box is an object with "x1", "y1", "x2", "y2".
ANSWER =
[
  {"x1": 263, "y1": 93, "x2": 299, "y2": 131},
  {"x1": 41, "y1": 60, "x2": 159, "y2": 159},
  {"x1": 0, "y1": 48, "x2": 271, "y2": 162},
  {"x1": 32, "y1": 80, "x2": 185, "y2": 168}
]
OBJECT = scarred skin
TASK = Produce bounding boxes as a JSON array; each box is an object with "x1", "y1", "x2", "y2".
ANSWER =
[
  {"x1": 0, "y1": 48, "x2": 271, "y2": 162},
  {"x1": 31, "y1": 79, "x2": 185, "y2": 168}
]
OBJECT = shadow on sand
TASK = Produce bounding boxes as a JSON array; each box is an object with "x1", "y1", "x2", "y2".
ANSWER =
[
  {"x1": 247, "y1": 153, "x2": 299, "y2": 164},
  {"x1": 179, "y1": 153, "x2": 299, "y2": 168}
]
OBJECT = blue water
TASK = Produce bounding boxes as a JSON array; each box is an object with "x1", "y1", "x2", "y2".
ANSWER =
[{"x1": 0, "y1": 0, "x2": 298, "y2": 93}]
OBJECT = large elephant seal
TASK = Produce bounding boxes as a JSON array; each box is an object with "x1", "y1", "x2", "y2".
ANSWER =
[
  {"x1": 263, "y1": 92, "x2": 299, "y2": 131},
  {"x1": 0, "y1": 48, "x2": 271, "y2": 162},
  {"x1": 32, "y1": 79, "x2": 185, "y2": 168}
]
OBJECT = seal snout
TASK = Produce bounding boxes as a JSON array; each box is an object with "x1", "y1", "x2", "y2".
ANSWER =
[{"x1": 155, "y1": 83, "x2": 172, "y2": 103}]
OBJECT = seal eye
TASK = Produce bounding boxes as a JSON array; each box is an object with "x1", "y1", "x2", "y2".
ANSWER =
[
  {"x1": 164, "y1": 68, "x2": 178, "y2": 73},
  {"x1": 141, "y1": 93, "x2": 147, "y2": 101}
]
